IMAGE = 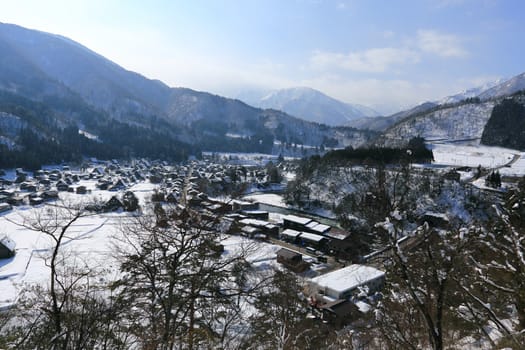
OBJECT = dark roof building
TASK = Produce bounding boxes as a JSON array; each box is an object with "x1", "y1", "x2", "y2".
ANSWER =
[{"x1": 0, "y1": 235, "x2": 16, "y2": 259}]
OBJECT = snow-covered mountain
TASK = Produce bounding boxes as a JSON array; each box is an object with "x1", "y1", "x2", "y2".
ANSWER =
[
  {"x1": 438, "y1": 79, "x2": 505, "y2": 104},
  {"x1": 240, "y1": 87, "x2": 379, "y2": 126},
  {"x1": 369, "y1": 72, "x2": 525, "y2": 147},
  {"x1": 478, "y1": 72, "x2": 525, "y2": 100},
  {"x1": 376, "y1": 101, "x2": 495, "y2": 147},
  {"x1": 348, "y1": 102, "x2": 437, "y2": 132},
  {"x1": 0, "y1": 22, "x2": 376, "y2": 157}
]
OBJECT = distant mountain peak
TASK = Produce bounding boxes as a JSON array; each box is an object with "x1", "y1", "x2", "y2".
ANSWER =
[{"x1": 240, "y1": 86, "x2": 379, "y2": 126}]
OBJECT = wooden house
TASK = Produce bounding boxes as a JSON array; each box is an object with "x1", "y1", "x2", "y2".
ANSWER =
[
  {"x1": 76, "y1": 186, "x2": 88, "y2": 194},
  {"x1": 280, "y1": 228, "x2": 302, "y2": 243},
  {"x1": 276, "y1": 248, "x2": 309, "y2": 272},
  {"x1": 318, "y1": 299, "x2": 359, "y2": 328},
  {"x1": 56, "y1": 180, "x2": 70, "y2": 192},
  {"x1": 0, "y1": 203, "x2": 12, "y2": 214},
  {"x1": 297, "y1": 232, "x2": 329, "y2": 250},
  {"x1": 282, "y1": 214, "x2": 313, "y2": 231},
  {"x1": 0, "y1": 235, "x2": 16, "y2": 259}
]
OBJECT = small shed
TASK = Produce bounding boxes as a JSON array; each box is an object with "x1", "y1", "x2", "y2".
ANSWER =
[
  {"x1": 0, "y1": 203, "x2": 12, "y2": 214},
  {"x1": 0, "y1": 235, "x2": 16, "y2": 259},
  {"x1": 76, "y1": 186, "x2": 88, "y2": 194},
  {"x1": 418, "y1": 212, "x2": 450, "y2": 229},
  {"x1": 280, "y1": 228, "x2": 302, "y2": 243},
  {"x1": 103, "y1": 196, "x2": 123, "y2": 212},
  {"x1": 319, "y1": 299, "x2": 359, "y2": 328},
  {"x1": 56, "y1": 180, "x2": 70, "y2": 192},
  {"x1": 276, "y1": 248, "x2": 308, "y2": 272}
]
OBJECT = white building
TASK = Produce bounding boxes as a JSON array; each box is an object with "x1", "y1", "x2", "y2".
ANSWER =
[{"x1": 309, "y1": 264, "x2": 385, "y2": 300}]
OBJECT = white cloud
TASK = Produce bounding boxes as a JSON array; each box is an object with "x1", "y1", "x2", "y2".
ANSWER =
[
  {"x1": 310, "y1": 47, "x2": 420, "y2": 73},
  {"x1": 308, "y1": 28, "x2": 467, "y2": 75},
  {"x1": 417, "y1": 30, "x2": 468, "y2": 58},
  {"x1": 138, "y1": 53, "x2": 294, "y2": 97}
]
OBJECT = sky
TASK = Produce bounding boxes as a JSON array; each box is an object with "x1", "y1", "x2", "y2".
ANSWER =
[{"x1": 1, "y1": 0, "x2": 524, "y2": 114}]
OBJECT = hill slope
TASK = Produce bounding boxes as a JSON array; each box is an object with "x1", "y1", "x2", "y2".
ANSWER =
[
  {"x1": 478, "y1": 73, "x2": 525, "y2": 100},
  {"x1": 480, "y1": 93, "x2": 525, "y2": 150},
  {"x1": 0, "y1": 22, "x2": 375, "y2": 164},
  {"x1": 371, "y1": 72, "x2": 525, "y2": 147}
]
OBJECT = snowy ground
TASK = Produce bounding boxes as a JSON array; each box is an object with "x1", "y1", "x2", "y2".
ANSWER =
[
  {"x1": 429, "y1": 143, "x2": 525, "y2": 177},
  {"x1": 430, "y1": 143, "x2": 517, "y2": 168},
  {"x1": 0, "y1": 181, "x2": 287, "y2": 310},
  {"x1": 499, "y1": 153, "x2": 525, "y2": 176},
  {"x1": 243, "y1": 193, "x2": 287, "y2": 207}
]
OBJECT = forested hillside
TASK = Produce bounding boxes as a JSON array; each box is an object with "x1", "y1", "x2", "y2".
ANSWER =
[{"x1": 481, "y1": 92, "x2": 525, "y2": 150}]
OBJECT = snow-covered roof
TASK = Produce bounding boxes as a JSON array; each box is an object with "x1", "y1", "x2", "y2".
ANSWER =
[
  {"x1": 310, "y1": 265, "x2": 384, "y2": 294},
  {"x1": 306, "y1": 222, "x2": 331, "y2": 233},
  {"x1": 239, "y1": 218, "x2": 269, "y2": 227},
  {"x1": 283, "y1": 214, "x2": 312, "y2": 226},
  {"x1": 242, "y1": 210, "x2": 268, "y2": 215},
  {"x1": 324, "y1": 229, "x2": 351, "y2": 241},
  {"x1": 0, "y1": 235, "x2": 16, "y2": 251},
  {"x1": 232, "y1": 199, "x2": 253, "y2": 205},
  {"x1": 298, "y1": 232, "x2": 326, "y2": 243},
  {"x1": 281, "y1": 229, "x2": 302, "y2": 238},
  {"x1": 241, "y1": 226, "x2": 259, "y2": 234},
  {"x1": 306, "y1": 221, "x2": 319, "y2": 229}
]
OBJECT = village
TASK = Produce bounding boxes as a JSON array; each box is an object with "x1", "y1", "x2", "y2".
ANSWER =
[{"x1": 0, "y1": 156, "x2": 388, "y2": 327}]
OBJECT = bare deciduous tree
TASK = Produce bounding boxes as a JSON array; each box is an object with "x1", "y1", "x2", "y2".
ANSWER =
[
  {"x1": 114, "y1": 204, "x2": 263, "y2": 350},
  {"x1": 4, "y1": 200, "x2": 128, "y2": 350}
]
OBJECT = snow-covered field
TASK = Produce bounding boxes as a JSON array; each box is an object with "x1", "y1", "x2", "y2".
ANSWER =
[
  {"x1": 243, "y1": 193, "x2": 287, "y2": 207},
  {"x1": 499, "y1": 153, "x2": 525, "y2": 176},
  {"x1": 429, "y1": 143, "x2": 525, "y2": 177},
  {"x1": 430, "y1": 143, "x2": 517, "y2": 168}
]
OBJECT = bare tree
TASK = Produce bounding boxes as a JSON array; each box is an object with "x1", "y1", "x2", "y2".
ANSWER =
[
  {"x1": 3, "y1": 200, "x2": 127, "y2": 350},
  {"x1": 114, "y1": 204, "x2": 262, "y2": 350},
  {"x1": 458, "y1": 180, "x2": 525, "y2": 347},
  {"x1": 376, "y1": 224, "x2": 475, "y2": 350},
  {"x1": 246, "y1": 270, "x2": 330, "y2": 350}
]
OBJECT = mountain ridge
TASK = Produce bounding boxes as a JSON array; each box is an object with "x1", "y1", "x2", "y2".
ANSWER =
[
  {"x1": 239, "y1": 86, "x2": 379, "y2": 126},
  {"x1": 0, "y1": 22, "x2": 376, "y2": 167}
]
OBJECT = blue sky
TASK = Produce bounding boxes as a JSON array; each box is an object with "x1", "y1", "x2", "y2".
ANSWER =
[{"x1": 1, "y1": 0, "x2": 524, "y2": 113}]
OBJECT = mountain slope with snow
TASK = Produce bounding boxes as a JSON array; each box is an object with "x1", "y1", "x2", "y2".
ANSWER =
[
  {"x1": 376, "y1": 101, "x2": 495, "y2": 147},
  {"x1": 0, "y1": 22, "x2": 375, "y2": 157},
  {"x1": 438, "y1": 79, "x2": 504, "y2": 104},
  {"x1": 371, "y1": 72, "x2": 525, "y2": 146},
  {"x1": 241, "y1": 87, "x2": 379, "y2": 126},
  {"x1": 478, "y1": 72, "x2": 525, "y2": 100}
]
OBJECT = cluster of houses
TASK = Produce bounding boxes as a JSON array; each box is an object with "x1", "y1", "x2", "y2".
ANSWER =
[
  {"x1": 0, "y1": 161, "x2": 146, "y2": 210},
  {"x1": 1, "y1": 157, "x2": 385, "y2": 328},
  {"x1": 174, "y1": 189, "x2": 385, "y2": 327}
]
